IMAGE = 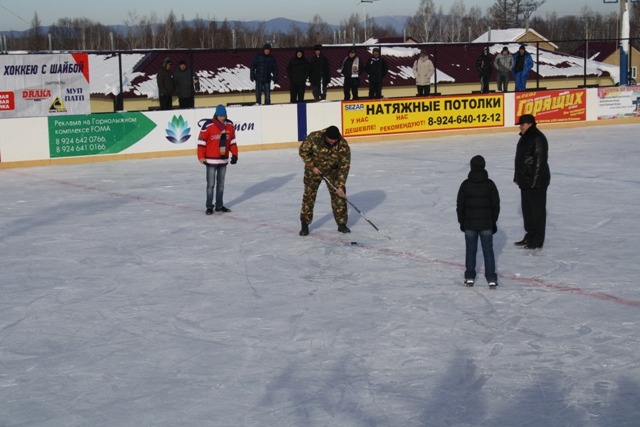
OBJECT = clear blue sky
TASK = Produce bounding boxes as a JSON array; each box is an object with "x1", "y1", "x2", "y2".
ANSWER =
[{"x1": 0, "y1": 0, "x2": 620, "y2": 31}]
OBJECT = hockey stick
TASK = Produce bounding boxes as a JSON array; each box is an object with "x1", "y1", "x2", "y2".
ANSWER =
[{"x1": 321, "y1": 175, "x2": 391, "y2": 240}]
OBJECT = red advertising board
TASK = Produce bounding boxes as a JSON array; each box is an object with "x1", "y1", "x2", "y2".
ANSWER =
[{"x1": 515, "y1": 89, "x2": 586, "y2": 124}]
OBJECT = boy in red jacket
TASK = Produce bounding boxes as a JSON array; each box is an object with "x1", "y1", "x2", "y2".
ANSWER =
[{"x1": 197, "y1": 104, "x2": 238, "y2": 215}]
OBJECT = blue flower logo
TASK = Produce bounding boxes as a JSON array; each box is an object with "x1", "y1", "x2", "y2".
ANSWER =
[{"x1": 165, "y1": 115, "x2": 191, "y2": 144}]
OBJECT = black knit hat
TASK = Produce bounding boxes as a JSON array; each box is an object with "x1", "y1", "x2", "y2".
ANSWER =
[
  {"x1": 325, "y1": 125, "x2": 341, "y2": 140},
  {"x1": 470, "y1": 155, "x2": 486, "y2": 171},
  {"x1": 516, "y1": 114, "x2": 536, "y2": 125}
]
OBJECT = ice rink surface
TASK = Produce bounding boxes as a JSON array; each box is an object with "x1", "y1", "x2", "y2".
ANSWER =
[{"x1": 1, "y1": 123, "x2": 639, "y2": 426}]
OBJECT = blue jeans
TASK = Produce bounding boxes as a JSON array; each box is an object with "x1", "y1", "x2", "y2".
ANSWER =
[
  {"x1": 255, "y1": 81, "x2": 271, "y2": 105},
  {"x1": 514, "y1": 72, "x2": 528, "y2": 91},
  {"x1": 464, "y1": 229, "x2": 497, "y2": 282},
  {"x1": 205, "y1": 164, "x2": 227, "y2": 209}
]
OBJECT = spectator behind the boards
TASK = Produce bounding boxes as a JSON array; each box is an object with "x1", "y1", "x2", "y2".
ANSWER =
[
  {"x1": 412, "y1": 49, "x2": 435, "y2": 97},
  {"x1": 364, "y1": 47, "x2": 388, "y2": 99},
  {"x1": 157, "y1": 57, "x2": 174, "y2": 110},
  {"x1": 173, "y1": 60, "x2": 198, "y2": 109},
  {"x1": 494, "y1": 46, "x2": 513, "y2": 92},
  {"x1": 286, "y1": 47, "x2": 310, "y2": 103},
  {"x1": 512, "y1": 44, "x2": 533, "y2": 92},
  {"x1": 309, "y1": 44, "x2": 330, "y2": 101},
  {"x1": 250, "y1": 43, "x2": 278, "y2": 105}
]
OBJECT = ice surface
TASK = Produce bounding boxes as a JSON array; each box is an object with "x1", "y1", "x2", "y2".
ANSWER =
[{"x1": 1, "y1": 123, "x2": 639, "y2": 426}]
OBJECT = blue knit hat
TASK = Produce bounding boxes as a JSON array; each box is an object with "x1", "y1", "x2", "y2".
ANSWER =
[{"x1": 215, "y1": 104, "x2": 227, "y2": 117}]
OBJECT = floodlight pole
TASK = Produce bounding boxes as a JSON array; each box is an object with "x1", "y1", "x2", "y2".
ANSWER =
[
  {"x1": 361, "y1": 0, "x2": 372, "y2": 43},
  {"x1": 621, "y1": 0, "x2": 632, "y2": 85},
  {"x1": 606, "y1": 0, "x2": 631, "y2": 85}
]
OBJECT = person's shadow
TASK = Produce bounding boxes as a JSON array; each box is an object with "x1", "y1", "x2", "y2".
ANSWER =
[
  {"x1": 312, "y1": 189, "x2": 386, "y2": 231},
  {"x1": 225, "y1": 173, "x2": 296, "y2": 207}
]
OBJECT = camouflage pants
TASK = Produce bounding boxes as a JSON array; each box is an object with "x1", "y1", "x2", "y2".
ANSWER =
[{"x1": 300, "y1": 169, "x2": 348, "y2": 226}]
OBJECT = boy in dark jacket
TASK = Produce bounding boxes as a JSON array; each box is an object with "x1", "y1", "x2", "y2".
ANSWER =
[{"x1": 457, "y1": 155, "x2": 500, "y2": 287}]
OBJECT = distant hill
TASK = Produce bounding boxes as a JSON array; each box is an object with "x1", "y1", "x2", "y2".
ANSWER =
[{"x1": 0, "y1": 16, "x2": 411, "y2": 38}]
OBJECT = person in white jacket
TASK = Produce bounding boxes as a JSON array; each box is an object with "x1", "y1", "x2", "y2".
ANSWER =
[{"x1": 412, "y1": 50, "x2": 435, "y2": 96}]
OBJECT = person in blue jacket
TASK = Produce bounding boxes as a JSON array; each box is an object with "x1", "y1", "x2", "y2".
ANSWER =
[
  {"x1": 512, "y1": 45, "x2": 533, "y2": 92},
  {"x1": 250, "y1": 43, "x2": 278, "y2": 105}
]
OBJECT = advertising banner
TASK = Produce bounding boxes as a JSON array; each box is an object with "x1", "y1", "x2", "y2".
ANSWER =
[
  {"x1": 596, "y1": 85, "x2": 640, "y2": 120},
  {"x1": 47, "y1": 106, "x2": 266, "y2": 159},
  {"x1": 49, "y1": 113, "x2": 157, "y2": 158},
  {"x1": 1, "y1": 53, "x2": 90, "y2": 118},
  {"x1": 341, "y1": 95, "x2": 504, "y2": 137},
  {"x1": 515, "y1": 89, "x2": 586, "y2": 124}
]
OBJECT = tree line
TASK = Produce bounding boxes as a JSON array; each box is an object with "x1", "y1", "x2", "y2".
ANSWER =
[{"x1": 5, "y1": 0, "x2": 640, "y2": 53}]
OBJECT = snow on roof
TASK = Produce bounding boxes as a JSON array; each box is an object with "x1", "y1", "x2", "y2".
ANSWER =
[
  {"x1": 89, "y1": 53, "x2": 146, "y2": 96},
  {"x1": 474, "y1": 28, "x2": 559, "y2": 49}
]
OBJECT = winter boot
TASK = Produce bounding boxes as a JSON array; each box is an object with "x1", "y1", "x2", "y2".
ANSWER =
[
  {"x1": 299, "y1": 222, "x2": 309, "y2": 236},
  {"x1": 337, "y1": 224, "x2": 351, "y2": 233}
]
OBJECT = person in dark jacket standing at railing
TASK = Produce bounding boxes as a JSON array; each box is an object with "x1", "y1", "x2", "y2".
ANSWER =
[
  {"x1": 476, "y1": 47, "x2": 492, "y2": 94},
  {"x1": 286, "y1": 47, "x2": 309, "y2": 103},
  {"x1": 173, "y1": 60, "x2": 198, "y2": 109},
  {"x1": 309, "y1": 44, "x2": 330, "y2": 101},
  {"x1": 250, "y1": 43, "x2": 278, "y2": 105},
  {"x1": 364, "y1": 47, "x2": 388, "y2": 99},
  {"x1": 513, "y1": 114, "x2": 550, "y2": 249},
  {"x1": 157, "y1": 57, "x2": 174, "y2": 110},
  {"x1": 340, "y1": 48, "x2": 360, "y2": 101}
]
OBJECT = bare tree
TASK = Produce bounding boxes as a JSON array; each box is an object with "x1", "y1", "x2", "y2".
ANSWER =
[
  {"x1": 28, "y1": 12, "x2": 45, "y2": 51},
  {"x1": 489, "y1": 0, "x2": 545, "y2": 29},
  {"x1": 282, "y1": 23, "x2": 306, "y2": 47},
  {"x1": 307, "y1": 14, "x2": 332, "y2": 45},
  {"x1": 466, "y1": 6, "x2": 488, "y2": 41},
  {"x1": 157, "y1": 10, "x2": 177, "y2": 49},
  {"x1": 407, "y1": 0, "x2": 436, "y2": 42},
  {"x1": 340, "y1": 13, "x2": 362, "y2": 44},
  {"x1": 448, "y1": 0, "x2": 466, "y2": 42},
  {"x1": 124, "y1": 10, "x2": 143, "y2": 49},
  {"x1": 216, "y1": 19, "x2": 233, "y2": 49},
  {"x1": 367, "y1": 19, "x2": 397, "y2": 39},
  {"x1": 488, "y1": 0, "x2": 514, "y2": 28},
  {"x1": 192, "y1": 14, "x2": 209, "y2": 48}
]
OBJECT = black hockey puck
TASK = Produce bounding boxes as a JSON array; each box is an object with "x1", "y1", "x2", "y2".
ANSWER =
[{"x1": 350, "y1": 241, "x2": 358, "y2": 245}]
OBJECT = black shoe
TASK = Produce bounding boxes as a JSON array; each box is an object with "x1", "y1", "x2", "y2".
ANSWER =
[
  {"x1": 337, "y1": 224, "x2": 351, "y2": 233},
  {"x1": 206, "y1": 208, "x2": 213, "y2": 215},
  {"x1": 524, "y1": 243, "x2": 542, "y2": 250},
  {"x1": 215, "y1": 206, "x2": 231, "y2": 213},
  {"x1": 514, "y1": 237, "x2": 528, "y2": 246},
  {"x1": 299, "y1": 223, "x2": 309, "y2": 236}
]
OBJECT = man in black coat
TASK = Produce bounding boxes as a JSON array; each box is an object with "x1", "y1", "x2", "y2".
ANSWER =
[
  {"x1": 476, "y1": 46, "x2": 492, "y2": 94},
  {"x1": 309, "y1": 45, "x2": 330, "y2": 101},
  {"x1": 457, "y1": 155, "x2": 500, "y2": 287},
  {"x1": 364, "y1": 47, "x2": 388, "y2": 99},
  {"x1": 286, "y1": 48, "x2": 309, "y2": 103},
  {"x1": 514, "y1": 114, "x2": 551, "y2": 249}
]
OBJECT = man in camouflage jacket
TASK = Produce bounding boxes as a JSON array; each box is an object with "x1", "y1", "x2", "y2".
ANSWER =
[{"x1": 298, "y1": 126, "x2": 351, "y2": 236}]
